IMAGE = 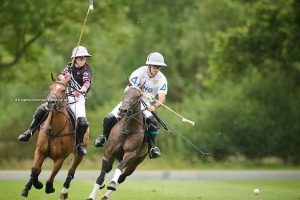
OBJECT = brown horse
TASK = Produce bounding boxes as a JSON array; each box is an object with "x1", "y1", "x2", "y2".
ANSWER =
[
  {"x1": 87, "y1": 86, "x2": 148, "y2": 200},
  {"x1": 20, "y1": 75, "x2": 89, "y2": 199}
]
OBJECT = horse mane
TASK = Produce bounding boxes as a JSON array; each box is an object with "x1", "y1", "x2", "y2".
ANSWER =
[{"x1": 129, "y1": 86, "x2": 142, "y2": 92}]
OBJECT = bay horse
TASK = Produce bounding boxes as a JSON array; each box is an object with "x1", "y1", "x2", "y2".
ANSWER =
[
  {"x1": 20, "y1": 74, "x2": 89, "y2": 199},
  {"x1": 87, "y1": 86, "x2": 148, "y2": 200}
]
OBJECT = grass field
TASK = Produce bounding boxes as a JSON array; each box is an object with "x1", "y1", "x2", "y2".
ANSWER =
[{"x1": 1, "y1": 179, "x2": 300, "y2": 200}]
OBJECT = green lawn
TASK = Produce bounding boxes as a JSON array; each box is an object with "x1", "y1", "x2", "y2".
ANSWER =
[{"x1": 1, "y1": 179, "x2": 300, "y2": 200}]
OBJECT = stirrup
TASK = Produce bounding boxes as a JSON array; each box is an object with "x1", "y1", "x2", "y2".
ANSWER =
[
  {"x1": 149, "y1": 147, "x2": 161, "y2": 159},
  {"x1": 94, "y1": 135, "x2": 106, "y2": 147},
  {"x1": 76, "y1": 144, "x2": 87, "y2": 156},
  {"x1": 18, "y1": 130, "x2": 32, "y2": 142}
]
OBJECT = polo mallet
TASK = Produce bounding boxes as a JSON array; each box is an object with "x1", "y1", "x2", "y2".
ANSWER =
[
  {"x1": 144, "y1": 93, "x2": 196, "y2": 126},
  {"x1": 68, "y1": 0, "x2": 93, "y2": 93},
  {"x1": 71, "y1": 0, "x2": 94, "y2": 67}
]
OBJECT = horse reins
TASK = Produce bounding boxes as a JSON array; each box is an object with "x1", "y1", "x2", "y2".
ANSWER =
[
  {"x1": 46, "y1": 82, "x2": 74, "y2": 138},
  {"x1": 120, "y1": 93, "x2": 145, "y2": 134}
]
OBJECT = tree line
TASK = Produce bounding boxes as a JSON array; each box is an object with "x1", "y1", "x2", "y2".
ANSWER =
[{"x1": 0, "y1": 0, "x2": 299, "y2": 165}]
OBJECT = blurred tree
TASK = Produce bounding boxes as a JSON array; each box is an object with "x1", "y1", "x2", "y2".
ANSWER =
[
  {"x1": 1, "y1": 0, "x2": 299, "y2": 165},
  {"x1": 207, "y1": 0, "x2": 300, "y2": 163},
  {"x1": 0, "y1": 0, "x2": 65, "y2": 69}
]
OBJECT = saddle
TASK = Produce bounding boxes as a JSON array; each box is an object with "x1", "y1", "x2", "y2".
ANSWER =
[{"x1": 39, "y1": 108, "x2": 76, "y2": 136}]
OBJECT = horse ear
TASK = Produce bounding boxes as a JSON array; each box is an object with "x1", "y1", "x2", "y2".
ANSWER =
[
  {"x1": 139, "y1": 80, "x2": 146, "y2": 90},
  {"x1": 51, "y1": 73, "x2": 57, "y2": 82}
]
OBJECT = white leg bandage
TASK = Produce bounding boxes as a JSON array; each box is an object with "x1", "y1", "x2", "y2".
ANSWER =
[
  {"x1": 88, "y1": 183, "x2": 101, "y2": 199},
  {"x1": 111, "y1": 168, "x2": 122, "y2": 183},
  {"x1": 61, "y1": 187, "x2": 68, "y2": 194},
  {"x1": 104, "y1": 190, "x2": 114, "y2": 199}
]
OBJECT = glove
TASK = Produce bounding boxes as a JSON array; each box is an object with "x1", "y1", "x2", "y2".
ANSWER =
[
  {"x1": 147, "y1": 105, "x2": 156, "y2": 112},
  {"x1": 72, "y1": 91, "x2": 81, "y2": 97}
]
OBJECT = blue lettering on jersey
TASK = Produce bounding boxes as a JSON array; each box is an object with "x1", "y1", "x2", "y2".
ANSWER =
[
  {"x1": 130, "y1": 77, "x2": 138, "y2": 85},
  {"x1": 142, "y1": 86, "x2": 153, "y2": 93},
  {"x1": 161, "y1": 84, "x2": 166, "y2": 91}
]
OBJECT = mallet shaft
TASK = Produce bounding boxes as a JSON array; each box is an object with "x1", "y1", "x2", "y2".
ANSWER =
[{"x1": 150, "y1": 95, "x2": 195, "y2": 126}]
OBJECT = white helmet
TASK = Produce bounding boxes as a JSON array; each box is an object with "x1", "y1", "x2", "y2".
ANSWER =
[
  {"x1": 146, "y1": 52, "x2": 167, "y2": 67},
  {"x1": 71, "y1": 46, "x2": 91, "y2": 58}
]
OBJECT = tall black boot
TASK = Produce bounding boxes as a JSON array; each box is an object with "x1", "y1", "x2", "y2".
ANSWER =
[
  {"x1": 147, "y1": 133, "x2": 161, "y2": 159},
  {"x1": 76, "y1": 117, "x2": 88, "y2": 156},
  {"x1": 94, "y1": 113, "x2": 118, "y2": 147},
  {"x1": 18, "y1": 103, "x2": 48, "y2": 142}
]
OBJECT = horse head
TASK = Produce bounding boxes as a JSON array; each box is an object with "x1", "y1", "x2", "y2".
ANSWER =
[
  {"x1": 46, "y1": 73, "x2": 70, "y2": 110},
  {"x1": 119, "y1": 86, "x2": 143, "y2": 119}
]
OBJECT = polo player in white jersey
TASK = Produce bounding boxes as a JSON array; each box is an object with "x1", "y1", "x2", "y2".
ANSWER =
[{"x1": 94, "y1": 52, "x2": 168, "y2": 159}]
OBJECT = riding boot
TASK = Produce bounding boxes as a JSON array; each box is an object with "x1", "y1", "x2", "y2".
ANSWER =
[
  {"x1": 18, "y1": 103, "x2": 48, "y2": 142},
  {"x1": 76, "y1": 117, "x2": 88, "y2": 156},
  {"x1": 147, "y1": 132, "x2": 161, "y2": 159},
  {"x1": 94, "y1": 113, "x2": 118, "y2": 147}
]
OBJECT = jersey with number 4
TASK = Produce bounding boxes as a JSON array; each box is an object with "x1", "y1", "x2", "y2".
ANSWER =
[{"x1": 127, "y1": 66, "x2": 168, "y2": 103}]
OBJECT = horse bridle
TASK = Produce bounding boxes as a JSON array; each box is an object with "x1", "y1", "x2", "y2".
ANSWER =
[
  {"x1": 47, "y1": 81, "x2": 67, "y2": 111},
  {"x1": 118, "y1": 88, "x2": 144, "y2": 132},
  {"x1": 119, "y1": 86, "x2": 143, "y2": 118},
  {"x1": 46, "y1": 81, "x2": 72, "y2": 137},
  {"x1": 119, "y1": 98, "x2": 141, "y2": 119}
]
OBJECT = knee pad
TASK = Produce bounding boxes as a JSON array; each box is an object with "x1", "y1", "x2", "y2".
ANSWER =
[
  {"x1": 103, "y1": 113, "x2": 118, "y2": 134},
  {"x1": 146, "y1": 116, "x2": 159, "y2": 132},
  {"x1": 35, "y1": 103, "x2": 48, "y2": 116},
  {"x1": 103, "y1": 113, "x2": 117, "y2": 125}
]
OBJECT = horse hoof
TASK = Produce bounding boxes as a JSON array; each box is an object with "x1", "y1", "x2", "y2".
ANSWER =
[
  {"x1": 101, "y1": 196, "x2": 108, "y2": 200},
  {"x1": 20, "y1": 190, "x2": 28, "y2": 197},
  {"x1": 86, "y1": 198, "x2": 93, "y2": 200},
  {"x1": 45, "y1": 187, "x2": 55, "y2": 194},
  {"x1": 33, "y1": 181, "x2": 43, "y2": 189},
  {"x1": 45, "y1": 182, "x2": 55, "y2": 194},
  {"x1": 60, "y1": 193, "x2": 68, "y2": 199},
  {"x1": 100, "y1": 184, "x2": 105, "y2": 189},
  {"x1": 107, "y1": 181, "x2": 117, "y2": 191}
]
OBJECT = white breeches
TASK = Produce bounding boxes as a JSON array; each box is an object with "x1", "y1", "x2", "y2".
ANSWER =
[{"x1": 68, "y1": 95, "x2": 86, "y2": 119}]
